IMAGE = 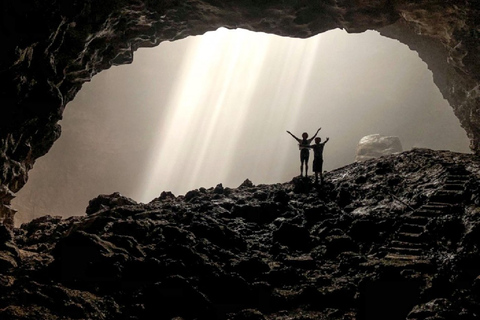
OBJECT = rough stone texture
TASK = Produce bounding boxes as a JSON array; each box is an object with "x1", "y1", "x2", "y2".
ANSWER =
[
  {"x1": 2, "y1": 148, "x2": 480, "y2": 319},
  {"x1": 356, "y1": 134, "x2": 403, "y2": 161},
  {"x1": 0, "y1": 1, "x2": 479, "y2": 226}
]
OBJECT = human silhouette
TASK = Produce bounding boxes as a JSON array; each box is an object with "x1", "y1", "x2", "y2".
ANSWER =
[
  {"x1": 287, "y1": 128, "x2": 321, "y2": 177},
  {"x1": 308, "y1": 137, "x2": 329, "y2": 184}
]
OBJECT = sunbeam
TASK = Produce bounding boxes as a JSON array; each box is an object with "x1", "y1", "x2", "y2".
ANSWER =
[
  {"x1": 13, "y1": 28, "x2": 471, "y2": 223},
  {"x1": 139, "y1": 28, "x2": 327, "y2": 202}
]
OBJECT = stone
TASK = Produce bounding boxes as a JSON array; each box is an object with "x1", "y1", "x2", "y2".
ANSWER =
[
  {"x1": 1, "y1": 0, "x2": 480, "y2": 228},
  {"x1": 355, "y1": 134, "x2": 403, "y2": 161},
  {"x1": 239, "y1": 179, "x2": 254, "y2": 189},
  {"x1": 272, "y1": 221, "x2": 311, "y2": 250},
  {"x1": 85, "y1": 192, "x2": 138, "y2": 215},
  {"x1": 1, "y1": 149, "x2": 480, "y2": 319},
  {"x1": 232, "y1": 309, "x2": 266, "y2": 320}
]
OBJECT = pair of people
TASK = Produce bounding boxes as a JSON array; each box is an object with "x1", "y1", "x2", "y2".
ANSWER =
[{"x1": 287, "y1": 128, "x2": 329, "y2": 184}]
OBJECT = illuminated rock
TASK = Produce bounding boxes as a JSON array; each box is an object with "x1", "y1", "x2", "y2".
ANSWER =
[{"x1": 355, "y1": 134, "x2": 403, "y2": 161}]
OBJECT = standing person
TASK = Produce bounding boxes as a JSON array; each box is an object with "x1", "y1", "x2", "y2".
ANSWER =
[
  {"x1": 286, "y1": 128, "x2": 321, "y2": 177},
  {"x1": 309, "y1": 137, "x2": 330, "y2": 184}
]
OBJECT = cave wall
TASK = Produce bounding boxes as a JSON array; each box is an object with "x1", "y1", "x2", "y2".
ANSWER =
[{"x1": 1, "y1": 0, "x2": 479, "y2": 227}]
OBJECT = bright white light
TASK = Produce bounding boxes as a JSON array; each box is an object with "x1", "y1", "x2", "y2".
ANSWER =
[
  {"x1": 139, "y1": 28, "x2": 324, "y2": 201},
  {"x1": 13, "y1": 27, "x2": 471, "y2": 223}
]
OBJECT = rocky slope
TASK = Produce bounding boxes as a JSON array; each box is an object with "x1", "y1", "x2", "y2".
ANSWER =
[
  {"x1": 1, "y1": 0, "x2": 480, "y2": 226},
  {"x1": 1, "y1": 148, "x2": 480, "y2": 319}
]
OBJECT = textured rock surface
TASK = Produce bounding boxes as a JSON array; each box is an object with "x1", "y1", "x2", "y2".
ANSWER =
[
  {"x1": 0, "y1": 1, "x2": 479, "y2": 226},
  {"x1": 355, "y1": 134, "x2": 403, "y2": 161},
  {"x1": 1, "y1": 149, "x2": 480, "y2": 319}
]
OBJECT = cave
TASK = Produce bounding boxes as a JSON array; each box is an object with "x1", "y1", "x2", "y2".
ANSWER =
[
  {"x1": 10, "y1": 27, "x2": 471, "y2": 224},
  {"x1": 1, "y1": 0, "x2": 479, "y2": 227},
  {"x1": 1, "y1": 2, "x2": 480, "y2": 318}
]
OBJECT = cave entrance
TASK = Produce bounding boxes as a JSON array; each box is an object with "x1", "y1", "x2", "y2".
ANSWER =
[{"x1": 13, "y1": 28, "x2": 471, "y2": 225}]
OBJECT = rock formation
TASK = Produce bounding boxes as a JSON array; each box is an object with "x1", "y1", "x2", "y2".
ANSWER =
[
  {"x1": 0, "y1": 0, "x2": 480, "y2": 226},
  {"x1": 355, "y1": 134, "x2": 403, "y2": 161},
  {"x1": 1, "y1": 148, "x2": 480, "y2": 319}
]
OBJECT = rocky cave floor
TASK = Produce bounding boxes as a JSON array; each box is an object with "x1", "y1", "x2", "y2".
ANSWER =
[{"x1": 1, "y1": 148, "x2": 480, "y2": 320}]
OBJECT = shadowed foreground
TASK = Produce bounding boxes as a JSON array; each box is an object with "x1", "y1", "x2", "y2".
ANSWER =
[{"x1": 1, "y1": 148, "x2": 480, "y2": 319}]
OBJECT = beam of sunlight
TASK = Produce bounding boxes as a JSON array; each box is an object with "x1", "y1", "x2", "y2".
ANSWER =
[
  {"x1": 13, "y1": 28, "x2": 471, "y2": 224},
  {"x1": 140, "y1": 28, "x2": 278, "y2": 201},
  {"x1": 139, "y1": 28, "x2": 324, "y2": 201},
  {"x1": 137, "y1": 27, "x2": 471, "y2": 202}
]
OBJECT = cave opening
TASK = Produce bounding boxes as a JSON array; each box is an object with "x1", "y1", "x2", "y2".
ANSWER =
[{"x1": 12, "y1": 28, "x2": 471, "y2": 225}]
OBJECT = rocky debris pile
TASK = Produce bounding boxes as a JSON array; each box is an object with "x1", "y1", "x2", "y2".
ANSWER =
[{"x1": 1, "y1": 149, "x2": 480, "y2": 319}]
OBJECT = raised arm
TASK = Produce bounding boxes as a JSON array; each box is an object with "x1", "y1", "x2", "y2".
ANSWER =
[
  {"x1": 311, "y1": 127, "x2": 322, "y2": 140},
  {"x1": 286, "y1": 130, "x2": 301, "y2": 142},
  {"x1": 323, "y1": 137, "x2": 330, "y2": 145}
]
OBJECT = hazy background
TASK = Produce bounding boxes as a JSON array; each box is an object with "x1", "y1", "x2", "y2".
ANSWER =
[{"x1": 13, "y1": 28, "x2": 471, "y2": 225}]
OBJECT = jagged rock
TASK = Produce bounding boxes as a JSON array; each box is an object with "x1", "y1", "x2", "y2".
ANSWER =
[
  {"x1": 185, "y1": 189, "x2": 202, "y2": 201},
  {"x1": 1, "y1": 149, "x2": 480, "y2": 319},
  {"x1": 355, "y1": 134, "x2": 403, "y2": 161},
  {"x1": 85, "y1": 192, "x2": 138, "y2": 215},
  {"x1": 50, "y1": 230, "x2": 129, "y2": 288},
  {"x1": 214, "y1": 183, "x2": 225, "y2": 194},
  {"x1": 273, "y1": 221, "x2": 311, "y2": 250},
  {"x1": 142, "y1": 275, "x2": 215, "y2": 319},
  {"x1": 231, "y1": 309, "x2": 266, "y2": 320},
  {"x1": 291, "y1": 176, "x2": 313, "y2": 193},
  {"x1": 157, "y1": 191, "x2": 176, "y2": 201},
  {"x1": 239, "y1": 179, "x2": 254, "y2": 189},
  {"x1": 407, "y1": 298, "x2": 455, "y2": 320},
  {"x1": 1, "y1": 0, "x2": 480, "y2": 230}
]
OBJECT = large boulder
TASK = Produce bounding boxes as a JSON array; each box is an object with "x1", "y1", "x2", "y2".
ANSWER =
[{"x1": 355, "y1": 134, "x2": 403, "y2": 161}]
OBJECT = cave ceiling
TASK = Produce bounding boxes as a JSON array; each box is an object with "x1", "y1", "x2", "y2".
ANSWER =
[{"x1": 0, "y1": 0, "x2": 479, "y2": 226}]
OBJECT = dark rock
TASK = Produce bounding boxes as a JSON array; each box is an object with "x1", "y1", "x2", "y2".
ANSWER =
[
  {"x1": 0, "y1": 250, "x2": 18, "y2": 270},
  {"x1": 324, "y1": 235, "x2": 358, "y2": 258},
  {"x1": 50, "y1": 230, "x2": 129, "y2": 289},
  {"x1": 143, "y1": 275, "x2": 215, "y2": 319},
  {"x1": 185, "y1": 189, "x2": 202, "y2": 201},
  {"x1": 336, "y1": 187, "x2": 352, "y2": 207},
  {"x1": 108, "y1": 218, "x2": 155, "y2": 241},
  {"x1": 273, "y1": 222, "x2": 311, "y2": 250},
  {"x1": 253, "y1": 191, "x2": 268, "y2": 201},
  {"x1": 214, "y1": 183, "x2": 225, "y2": 194},
  {"x1": 0, "y1": 225, "x2": 13, "y2": 242},
  {"x1": 349, "y1": 218, "x2": 383, "y2": 242},
  {"x1": 272, "y1": 189, "x2": 290, "y2": 205},
  {"x1": 303, "y1": 204, "x2": 329, "y2": 225},
  {"x1": 231, "y1": 256, "x2": 271, "y2": 280},
  {"x1": 291, "y1": 176, "x2": 312, "y2": 193},
  {"x1": 85, "y1": 192, "x2": 137, "y2": 215},
  {"x1": 231, "y1": 309, "x2": 266, "y2": 320},
  {"x1": 407, "y1": 298, "x2": 455, "y2": 320},
  {"x1": 283, "y1": 254, "x2": 316, "y2": 269},
  {"x1": 190, "y1": 217, "x2": 246, "y2": 251},
  {"x1": 239, "y1": 179, "x2": 254, "y2": 189},
  {"x1": 2, "y1": 150, "x2": 480, "y2": 319},
  {"x1": 232, "y1": 203, "x2": 278, "y2": 224},
  {"x1": 157, "y1": 191, "x2": 176, "y2": 201}
]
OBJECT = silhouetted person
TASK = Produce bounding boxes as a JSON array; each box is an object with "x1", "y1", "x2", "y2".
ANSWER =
[
  {"x1": 287, "y1": 128, "x2": 321, "y2": 177},
  {"x1": 309, "y1": 137, "x2": 329, "y2": 184}
]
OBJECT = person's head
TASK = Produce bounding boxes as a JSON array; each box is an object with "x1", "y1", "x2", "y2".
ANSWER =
[
  {"x1": 302, "y1": 132, "x2": 308, "y2": 139},
  {"x1": 315, "y1": 137, "x2": 321, "y2": 144}
]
